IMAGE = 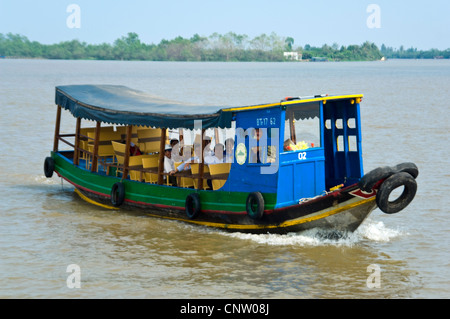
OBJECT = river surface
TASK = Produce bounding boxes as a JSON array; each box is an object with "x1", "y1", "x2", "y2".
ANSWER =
[{"x1": 0, "y1": 59, "x2": 448, "y2": 299}]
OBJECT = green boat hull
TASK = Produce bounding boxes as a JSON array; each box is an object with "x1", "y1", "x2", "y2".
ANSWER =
[{"x1": 51, "y1": 151, "x2": 378, "y2": 234}]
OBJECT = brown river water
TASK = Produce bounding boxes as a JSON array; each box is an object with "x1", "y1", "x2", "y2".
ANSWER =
[{"x1": 0, "y1": 59, "x2": 448, "y2": 299}]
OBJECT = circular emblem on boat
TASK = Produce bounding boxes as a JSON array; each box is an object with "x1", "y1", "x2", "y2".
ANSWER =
[{"x1": 235, "y1": 143, "x2": 247, "y2": 165}]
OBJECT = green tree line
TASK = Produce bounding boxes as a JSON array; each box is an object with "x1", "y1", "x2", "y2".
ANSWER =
[
  {"x1": 2, "y1": 32, "x2": 442, "y2": 62},
  {"x1": 302, "y1": 42, "x2": 383, "y2": 61},
  {"x1": 380, "y1": 44, "x2": 450, "y2": 59},
  {"x1": 0, "y1": 32, "x2": 301, "y2": 61}
]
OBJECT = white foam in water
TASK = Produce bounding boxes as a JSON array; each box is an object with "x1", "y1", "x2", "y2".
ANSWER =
[
  {"x1": 220, "y1": 218, "x2": 405, "y2": 247},
  {"x1": 356, "y1": 220, "x2": 405, "y2": 242},
  {"x1": 35, "y1": 175, "x2": 60, "y2": 185},
  {"x1": 32, "y1": 175, "x2": 405, "y2": 245},
  {"x1": 34, "y1": 175, "x2": 71, "y2": 187}
]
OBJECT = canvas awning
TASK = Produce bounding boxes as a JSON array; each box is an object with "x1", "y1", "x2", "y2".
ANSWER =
[{"x1": 55, "y1": 84, "x2": 233, "y2": 129}]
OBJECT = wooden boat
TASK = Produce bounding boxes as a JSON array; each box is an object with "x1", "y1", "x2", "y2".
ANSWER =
[{"x1": 44, "y1": 85, "x2": 418, "y2": 234}]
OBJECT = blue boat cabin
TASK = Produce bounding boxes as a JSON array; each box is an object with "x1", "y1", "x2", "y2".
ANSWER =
[{"x1": 225, "y1": 96, "x2": 364, "y2": 209}]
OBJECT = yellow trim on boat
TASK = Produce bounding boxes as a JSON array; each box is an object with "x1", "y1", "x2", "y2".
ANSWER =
[
  {"x1": 74, "y1": 188, "x2": 119, "y2": 210},
  {"x1": 222, "y1": 94, "x2": 363, "y2": 113},
  {"x1": 223, "y1": 102, "x2": 281, "y2": 112},
  {"x1": 146, "y1": 196, "x2": 375, "y2": 230},
  {"x1": 281, "y1": 94, "x2": 363, "y2": 107}
]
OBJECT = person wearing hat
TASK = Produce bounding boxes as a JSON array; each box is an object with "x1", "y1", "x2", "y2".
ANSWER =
[{"x1": 164, "y1": 144, "x2": 177, "y2": 186}]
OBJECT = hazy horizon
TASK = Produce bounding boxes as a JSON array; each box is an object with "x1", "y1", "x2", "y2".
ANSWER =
[{"x1": 1, "y1": 0, "x2": 449, "y2": 51}]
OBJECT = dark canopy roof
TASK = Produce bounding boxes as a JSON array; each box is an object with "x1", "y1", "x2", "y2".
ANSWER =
[
  {"x1": 55, "y1": 85, "x2": 363, "y2": 130},
  {"x1": 55, "y1": 85, "x2": 233, "y2": 129}
]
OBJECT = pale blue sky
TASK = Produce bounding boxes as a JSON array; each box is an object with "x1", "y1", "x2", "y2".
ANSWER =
[{"x1": 0, "y1": 0, "x2": 449, "y2": 50}]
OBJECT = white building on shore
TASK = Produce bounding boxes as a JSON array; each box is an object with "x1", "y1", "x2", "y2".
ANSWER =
[{"x1": 283, "y1": 52, "x2": 302, "y2": 61}]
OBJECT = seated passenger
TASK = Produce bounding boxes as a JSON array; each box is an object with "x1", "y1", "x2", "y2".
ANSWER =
[
  {"x1": 170, "y1": 138, "x2": 179, "y2": 149},
  {"x1": 224, "y1": 138, "x2": 234, "y2": 163},
  {"x1": 164, "y1": 145, "x2": 177, "y2": 186},
  {"x1": 203, "y1": 136, "x2": 213, "y2": 157},
  {"x1": 121, "y1": 139, "x2": 142, "y2": 156},
  {"x1": 250, "y1": 129, "x2": 276, "y2": 163},
  {"x1": 176, "y1": 143, "x2": 201, "y2": 171},
  {"x1": 130, "y1": 142, "x2": 142, "y2": 156},
  {"x1": 205, "y1": 143, "x2": 224, "y2": 164}
]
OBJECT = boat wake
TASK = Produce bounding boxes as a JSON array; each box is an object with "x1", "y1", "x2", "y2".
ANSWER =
[
  {"x1": 35, "y1": 174, "x2": 61, "y2": 185},
  {"x1": 219, "y1": 218, "x2": 406, "y2": 247},
  {"x1": 37, "y1": 173, "x2": 405, "y2": 247}
]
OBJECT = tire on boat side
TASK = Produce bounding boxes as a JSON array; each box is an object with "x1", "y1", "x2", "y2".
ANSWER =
[
  {"x1": 393, "y1": 162, "x2": 419, "y2": 179},
  {"x1": 358, "y1": 166, "x2": 395, "y2": 192},
  {"x1": 44, "y1": 157, "x2": 54, "y2": 178},
  {"x1": 376, "y1": 172, "x2": 417, "y2": 214},
  {"x1": 110, "y1": 182, "x2": 125, "y2": 207},
  {"x1": 246, "y1": 192, "x2": 264, "y2": 220},
  {"x1": 185, "y1": 193, "x2": 201, "y2": 219}
]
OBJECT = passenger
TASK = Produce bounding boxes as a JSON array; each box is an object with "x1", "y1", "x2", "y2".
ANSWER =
[
  {"x1": 224, "y1": 138, "x2": 234, "y2": 163},
  {"x1": 121, "y1": 139, "x2": 142, "y2": 156},
  {"x1": 192, "y1": 142, "x2": 202, "y2": 158},
  {"x1": 205, "y1": 143, "x2": 224, "y2": 164},
  {"x1": 170, "y1": 138, "x2": 179, "y2": 148},
  {"x1": 176, "y1": 143, "x2": 201, "y2": 171},
  {"x1": 163, "y1": 145, "x2": 177, "y2": 186},
  {"x1": 170, "y1": 138, "x2": 183, "y2": 161},
  {"x1": 250, "y1": 128, "x2": 276, "y2": 163},
  {"x1": 204, "y1": 143, "x2": 224, "y2": 189},
  {"x1": 130, "y1": 142, "x2": 142, "y2": 156},
  {"x1": 203, "y1": 136, "x2": 213, "y2": 157}
]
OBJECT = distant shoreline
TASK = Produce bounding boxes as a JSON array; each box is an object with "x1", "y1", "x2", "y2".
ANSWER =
[
  {"x1": 1, "y1": 32, "x2": 448, "y2": 62},
  {"x1": 2, "y1": 57, "x2": 449, "y2": 63}
]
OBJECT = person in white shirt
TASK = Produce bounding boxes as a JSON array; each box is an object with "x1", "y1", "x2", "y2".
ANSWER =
[
  {"x1": 224, "y1": 138, "x2": 234, "y2": 163},
  {"x1": 164, "y1": 145, "x2": 177, "y2": 186},
  {"x1": 205, "y1": 143, "x2": 224, "y2": 164},
  {"x1": 176, "y1": 143, "x2": 201, "y2": 171}
]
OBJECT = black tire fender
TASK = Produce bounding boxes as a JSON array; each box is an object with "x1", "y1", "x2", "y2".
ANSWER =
[
  {"x1": 376, "y1": 172, "x2": 417, "y2": 214},
  {"x1": 185, "y1": 193, "x2": 201, "y2": 219},
  {"x1": 359, "y1": 166, "x2": 395, "y2": 192},
  {"x1": 246, "y1": 192, "x2": 265, "y2": 220},
  {"x1": 44, "y1": 157, "x2": 54, "y2": 178},
  {"x1": 393, "y1": 162, "x2": 419, "y2": 179},
  {"x1": 110, "y1": 182, "x2": 125, "y2": 207}
]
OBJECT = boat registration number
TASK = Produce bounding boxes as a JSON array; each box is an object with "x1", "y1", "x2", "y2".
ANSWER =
[{"x1": 298, "y1": 152, "x2": 307, "y2": 160}]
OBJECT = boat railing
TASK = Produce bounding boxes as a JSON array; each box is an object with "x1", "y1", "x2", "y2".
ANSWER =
[
  {"x1": 52, "y1": 104, "x2": 232, "y2": 190},
  {"x1": 55, "y1": 127, "x2": 230, "y2": 190},
  {"x1": 56, "y1": 130, "x2": 231, "y2": 189},
  {"x1": 120, "y1": 162, "x2": 230, "y2": 190},
  {"x1": 57, "y1": 133, "x2": 76, "y2": 149}
]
